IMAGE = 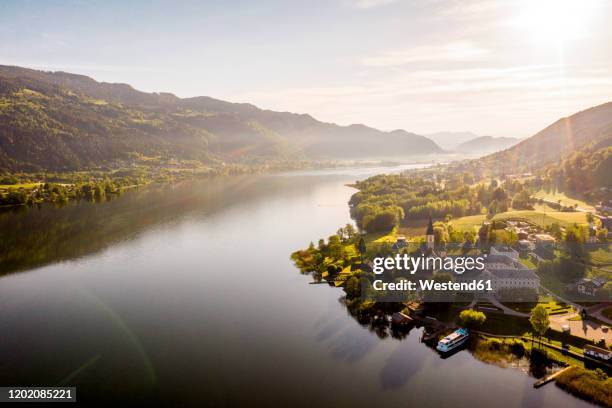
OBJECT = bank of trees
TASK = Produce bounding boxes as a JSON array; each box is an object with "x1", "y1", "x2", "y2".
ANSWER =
[
  {"x1": 350, "y1": 175, "x2": 518, "y2": 233},
  {"x1": 0, "y1": 177, "x2": 144, "y2": 207}
]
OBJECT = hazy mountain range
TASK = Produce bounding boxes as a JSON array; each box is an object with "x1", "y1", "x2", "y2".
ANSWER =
[
  {"x1": 0, "y1": 65, "x2": 610, "y2": 175},
  {"x1": 425, "y1": 131, "x2": 481, "y2": 149},
  {"x1": 0, "y1": 65, "x2": 441, "y2": 171},
  {"x1": 426, "y1": 131, "x2": 520, "y2": 154},
  {"x1": 455, "y1": 136, "x2": 521, "y2": 154}
]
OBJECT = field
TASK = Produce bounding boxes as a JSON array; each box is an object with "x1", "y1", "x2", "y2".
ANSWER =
[
  {"x1": 448, "y1": 209, "x2": 588, "y2": 233},
  {"x1": 0, "y1": 182, "x2": 42, "y2": 190},
  {"x1": 588, "y1": 246, "x2": 612, "y2": 268},
  {"x1": 533, "y1": 189, "x2": 595, "y2": 211},
  {"x1": 448, "y1": 214, "x2": 486, "y2": 232},
  {"x1": 502, "y1": 296, "x2": 573, "y2": 315},
  {"x1": 493, "y1": 210, "x2": 588, "y2": 227}
]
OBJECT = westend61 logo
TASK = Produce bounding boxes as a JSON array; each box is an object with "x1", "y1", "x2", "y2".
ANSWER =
[{"x1": 372, "y1": 254, "x2": 486, "y2": 275}]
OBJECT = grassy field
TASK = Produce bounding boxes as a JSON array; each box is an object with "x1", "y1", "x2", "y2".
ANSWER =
[
  {"x1": 398, "y1": 219, "x2": 431, "y2": 237},
  {"x1": 493, "y1": 210, "x2": 587, "y2": 227},
  {"x1": 588, "y1": 246, "x2": 611, "y2": 267},
  {"x1": 519, "y1": 256, "x2": 537, "y2": 269},
  {"x1": 448, "y1": 209, "x2": 588, "y2": 233},
  {"x1": 365, "y1": 230, "x2": 397, "y2": 244},
  {"x1": 448, "y1": 214, "x2": 486, "y2": 232},
  {"x1": 0, "y1": 182, "x2": 42, "y2": 190},
  {"x1": 502, "y1": 298, "x2": 573, "y2": 315},
  {"x1": 555, "y1": 366, "x2": 612, "y2": 407},
  {"x1": 533, "y1": 189, "x2": 595, "y2": 211}
]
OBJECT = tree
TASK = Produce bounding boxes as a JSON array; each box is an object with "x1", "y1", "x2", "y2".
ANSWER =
[
  {"x1": 459, "y1": 309, "x2": 486, "y2": 329},
  {"x1": 529, "y1": 304, "x2": 550, "y2": 347},
  {"x1": 433, "y1": 225, "x2": 448, "y2": 246},
  {"x1": 344, "y1": 223, "x2": 356, "y2": 241},
  {"x1": 511, "y1": 190, "x2": 533, "y2": 210},
  {"x1": 599, "y1": 282, "x2": 612, "y2": 299},
  {"x1": 345, "y1": 276, "x2": 361, "y2": 298},
  {"x1": 596, "y1": 228, "x2": 608, "y2": 242},
  {"x1": 358, "y1": 237, "x2": 367, "y2": 258},
  {"x1": 586, "y1": 212, "x2": 594, "y2": 224}
]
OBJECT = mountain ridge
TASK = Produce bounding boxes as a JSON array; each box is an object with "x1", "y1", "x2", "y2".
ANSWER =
[
  {"x1": 455, "y1": 135, "x2": 520, "y2": 155},
  {"x1": 0, "y1": 65, "x2": 442, "y2": 171}
]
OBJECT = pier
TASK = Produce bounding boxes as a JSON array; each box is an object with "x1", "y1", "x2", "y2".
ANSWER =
[{"x1": 533, "y1": 366, "x2": 572, "y2": 388}]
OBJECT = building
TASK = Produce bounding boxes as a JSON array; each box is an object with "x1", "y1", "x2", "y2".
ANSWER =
[
  {"x1": 584, "y1": 345, "x2": 612, "y2": 361},
  {"x1": 392, "y1": 235, "x2": 408, "y2": 250},
  {"x1": 601, "y1": 217, "x2": 612, "y2": 238},
  {"x1": 517, "y1": 239, "x2": 534, "y2": 251},
  {"x1": 484, "y1": 254, "x2": 540, "y2": 292},
  {"x1": 586, "y1": 224, "x2": 598, "y2": 244},
  {"x1": 426, "y1": 216, "x2": 435, "y2": 250},
  {"x1": 596, "y1": 200, "x2": 612, "y2": 214},
  {"x1": 576, "y1": 277, "x2": 608, "y2": 296},
  {"x1": 490, "y1": 245, "x2": 519, "y2": 260},
  {"x1": 454, "y1": 254, "x2": 540, "y2": 296},
  {"x1": 534, "y1": 234, "x2": 556, "y2": 250}
]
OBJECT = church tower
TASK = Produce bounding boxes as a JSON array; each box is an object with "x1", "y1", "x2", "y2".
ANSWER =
[{"x1": 426, "y1": 216, "x2": 435, "y2": 250}]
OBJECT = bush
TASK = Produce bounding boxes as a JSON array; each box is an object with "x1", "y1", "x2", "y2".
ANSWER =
[
  {"x1": 459, "y1": 309, "x2": 486, "y2": 329},
  {"x1": 555, "y1": 366, "x2": 612, "y2": 407}
]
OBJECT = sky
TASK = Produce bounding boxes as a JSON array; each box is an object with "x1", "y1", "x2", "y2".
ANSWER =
[{"x1": 1, "y1": 0, "x2": 611, "y2": 138}]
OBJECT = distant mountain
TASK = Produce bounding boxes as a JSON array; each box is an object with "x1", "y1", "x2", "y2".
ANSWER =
[
  {"x1": 0, "y1": 65, "x2": 441, "y2": 171},
  {"x1": 425, "y1": 131, "x2": 480, "y2": 149},
  {"x1": 477, "y1": 102, "x2": 612, "y2": 173},
  {"x1": 454, "y1": 102, "x2": 612, "y2": 184},
  {"x1": 455, "y1": 136, "x2": 520, "y2": 155}
]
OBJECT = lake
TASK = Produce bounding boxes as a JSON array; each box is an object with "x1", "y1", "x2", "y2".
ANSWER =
[{"x1": 0, "y1": 166, "x2": 593, "y2": 406}]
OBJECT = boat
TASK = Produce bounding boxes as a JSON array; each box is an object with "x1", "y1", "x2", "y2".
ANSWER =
[{"x1": 436, "y1": 328, "x2": 469, "y2": 353}]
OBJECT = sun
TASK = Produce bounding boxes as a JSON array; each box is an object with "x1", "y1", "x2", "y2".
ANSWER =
[{"x1": 514, "y1": 0, "x2": 603, "y2": 44}]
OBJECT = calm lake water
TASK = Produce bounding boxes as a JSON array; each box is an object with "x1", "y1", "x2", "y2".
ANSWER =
[{"x1": 0, "y1": 166, "x2": 593, "y2": 406}]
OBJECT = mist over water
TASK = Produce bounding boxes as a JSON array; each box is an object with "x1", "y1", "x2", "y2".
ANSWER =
[{"x1": 0, "y1": 166, "x2": 592, "y2": 406}]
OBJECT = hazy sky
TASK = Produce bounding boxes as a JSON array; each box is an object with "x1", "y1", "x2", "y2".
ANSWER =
[{"x1": 1, "y1": 0, "x2": 611, "y2": 137}]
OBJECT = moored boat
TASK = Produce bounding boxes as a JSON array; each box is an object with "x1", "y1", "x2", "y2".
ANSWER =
[{"x1": 436, "y1": 328, "x2": 469, "y2": 353}]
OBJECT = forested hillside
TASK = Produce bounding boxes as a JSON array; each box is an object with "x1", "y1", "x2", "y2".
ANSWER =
[
  {"x1": 470, "y1": 102, "x2": 612, "y2": 175},
  {"x1": 0, "y1": 65, "x2": 441, "y2": 171}
]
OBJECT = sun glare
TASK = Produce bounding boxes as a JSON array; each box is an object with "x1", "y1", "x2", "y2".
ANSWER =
[{"x1": 514, "y1": 0, "x2": 603, "y2": 44}]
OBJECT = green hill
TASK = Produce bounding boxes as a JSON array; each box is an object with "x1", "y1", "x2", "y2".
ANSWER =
[
  {"x1": 473, "y1": 101, "x2": 612, "y2": 175},
  {"x1": 0, "y1": 65, "x2": 442, "y2": 171}
]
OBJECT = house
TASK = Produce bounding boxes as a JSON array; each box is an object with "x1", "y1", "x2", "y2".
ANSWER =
[
  {"x1": 576, "y1": 277, "x2": 608, "y2": 296},
  {"x1": 534, "y1": 234, "x2": 556, "y2": 250},
  {"x1": 584, "y1": 345, "x2": 611, "y2": 361},
  {"x1": 517, "y1": 229, "x2": 529, "y2": 240},
  {"x1": 517, "y1": 239, "x2": 534, "y2": 251},
  {"x1": 490, "y1": 245, "x2": 519, "y2": 260},
  {"x1": 392, "y1": 235, "x2": 408, "y2": 250},
  {"x1": 601, "y1": 217, "x2": 612, "y2": 237},
  {"x1": 596, "y1": 200, "x2": 612, "y2": 214}
]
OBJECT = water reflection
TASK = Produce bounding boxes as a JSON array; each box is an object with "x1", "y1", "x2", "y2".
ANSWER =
[{"x1": 0, "y1": 167, "x2": 596, "y2": 407}]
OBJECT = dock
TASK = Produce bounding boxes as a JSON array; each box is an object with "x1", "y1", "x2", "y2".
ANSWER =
[{"x1": 533, "y1": 366, "x2": 572, "y2": 388}]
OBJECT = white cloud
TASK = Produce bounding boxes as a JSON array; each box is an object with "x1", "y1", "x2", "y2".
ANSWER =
[
  {"x1": 346, "y1": 0, "x2": 398, "y2": 9},
  {"x1": 230, "y1": 64, "x2": 612, "y2": 137},
  {"x1": 362, "y1": 41, "x2": 488, "y2": 67}
]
